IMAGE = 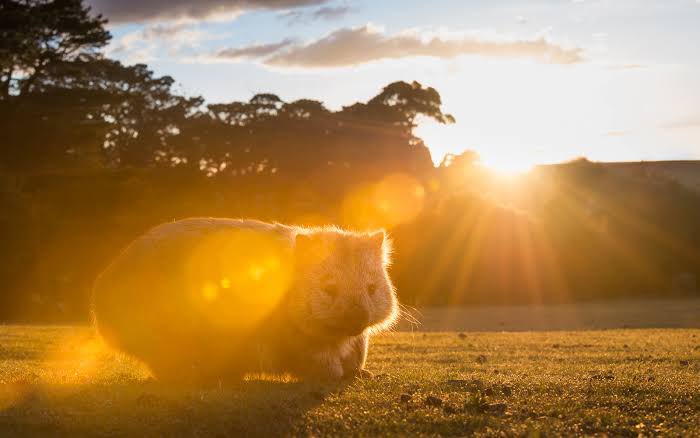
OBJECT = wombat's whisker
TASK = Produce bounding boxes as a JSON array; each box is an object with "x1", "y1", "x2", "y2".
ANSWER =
[{"x1": 397, "y1": 304, "x2": 422, "y2": 328}]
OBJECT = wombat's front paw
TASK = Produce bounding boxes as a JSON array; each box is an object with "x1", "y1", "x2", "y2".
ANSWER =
[
  {"x1": 356, "y1": 368, "x2": 373, "y2": 379},
  {"x1": 343, "y1": 368, "x2": 373, "y2": 380}
]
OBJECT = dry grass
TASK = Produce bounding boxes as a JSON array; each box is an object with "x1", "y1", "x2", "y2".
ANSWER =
[{"x1": 1, "y1": 325, "x2": 699, "y2": 436}]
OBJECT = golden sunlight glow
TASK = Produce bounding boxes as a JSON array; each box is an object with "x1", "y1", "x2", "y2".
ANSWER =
[
  {"x1": 342, "y1": 173, "x2": 426, "y2": 229},
  {"x1": 186, "y1": 230, "x2": 293, "y2": 330},
  {"x1": 202, "y1": 282, "x2": 219, "y2": 301},
  {"x1": 480, "y1": 155, "x2": 536, "y2": 176},
  {"x1": 244, "y1": 372, "x2": 298, "y2": 383},
  {"x1": 38, "y1": 334, "x2": 122, "y2": 385},
  {"x1": 0, "y1": 381, "x2": 28, "y2": 412},
  {"x1": 248, "y1": 264, "x2": 265, "y2": 281},
  {"x1": 291, "y1": 213, "x2": 333, "y2": 227}
]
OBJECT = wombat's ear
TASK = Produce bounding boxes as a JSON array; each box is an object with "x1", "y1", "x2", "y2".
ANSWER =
[
  {"x1": 368, "y1": 230, "x2": 392, "y2": 265},
  {"x1": 368, "y1": 230, "x2": 385, "y2": 248}
]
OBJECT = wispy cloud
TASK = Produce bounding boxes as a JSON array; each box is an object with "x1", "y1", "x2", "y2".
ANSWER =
[
  {"x1": 608, "y1": 63, "x2": 647, "y2": 70},
  {"x1": 215, "y1": 39, "x2": 296, "y2": 61},
  {"x1": 661, "y1": 117, "x2": 700, "y2": 130},
  {"x1": 87, "y1": 0, "x2": 329, "y2": 25},
  {"x1": 603, "y1": 130, "x2": 630, "y2": 137},
  {"x1": 107, "y1": 23, "x2": 219, "y2": 64},
  {"x1": 312, "y1": 5, "x2": 354, "y2": 21},
  {"x1": 279, "y1": 5, "x2": 355, "y2": 26},
  {"x1": 207, "y1": 25, "x2": 585, "y2": 68}
]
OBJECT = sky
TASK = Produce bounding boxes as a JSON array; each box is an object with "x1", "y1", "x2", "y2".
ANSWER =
[{"x1": 87, "y1": 0, "x2": 700, "y2": 171}]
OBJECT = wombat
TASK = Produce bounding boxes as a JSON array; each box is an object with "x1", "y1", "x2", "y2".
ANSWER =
[{"x1": 92, "y1": 218, "x2": 397, "y2": 383}]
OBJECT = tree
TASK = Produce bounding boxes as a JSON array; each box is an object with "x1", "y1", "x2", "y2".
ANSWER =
[
  {"x1": 0, "y1": 0, "x2": 113, "y2": 170},
  {"x1": 0, "y1": 0, "x2": 202, "y2": 170},
  {"x1": 282, "y1": 99, "x2": 328, "y2": 119},
  {"x1": 0, "y1": 0, "x2": 109, "y2": 99},
  {"x1": 343, "y1": 80, "x2": 455, "y2": 128},
  {"x1": 0, "y1": 88, "x2": 109, "y2": 170},
  {"x1": 86, "y1": 61, "x2": 203, "y2": 168}
]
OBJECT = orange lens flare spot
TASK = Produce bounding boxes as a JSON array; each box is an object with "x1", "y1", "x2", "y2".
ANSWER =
[
  {"x1": 372, "y1": 173, "x2": 425, "y2": 227},
  {"x1": 342, "y1": 173, "x2": 426, "y2": 229},
  {"x1": 185, "y1": 229, "x2": 293, "y2": 330},
  {"x1": 248, "y1": 264, "x2": 265, "y2": 281},
  {"x1": 265, "y1": 256, "x2": 280, "y2": 270},
  {"x1": 428, "y1": 178, "x2": 440, "y2": 192},
  {"x1": 39, "y1": 335, "x2": 114, "y2": 385},
  {"x1": 202, "y1": 282, "x2": 219, "y2": 301}
]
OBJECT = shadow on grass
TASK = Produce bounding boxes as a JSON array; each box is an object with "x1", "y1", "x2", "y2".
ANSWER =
[
  {"x1": 0, "y1": 377, "x2": 340, "y2": 437},
  {"x1": 0, "y1": 326, "x2": 350, "y2": 436}
]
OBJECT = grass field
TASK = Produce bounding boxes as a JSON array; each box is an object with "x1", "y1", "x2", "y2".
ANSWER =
[
  {"x1": 396, "y1": 299, "x2": 700, "y2": 332},
  {"x1": 1, "y1": 324, "x2": 699, "y2": 437}
]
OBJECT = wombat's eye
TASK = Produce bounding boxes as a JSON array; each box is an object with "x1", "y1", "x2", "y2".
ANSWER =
[
  {"x1": 322, "y1": 284, "x2": 339, "y2": 297},
  {"x1": 367, "y1": 283, "x2": 377, "y2": 295}
]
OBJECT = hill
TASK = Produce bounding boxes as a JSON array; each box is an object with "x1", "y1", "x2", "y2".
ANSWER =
[{"x1": 601, "y1": 160, "x2": 700, "y2": 193}]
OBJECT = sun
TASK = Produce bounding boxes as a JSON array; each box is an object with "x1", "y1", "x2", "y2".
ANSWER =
[
  {"x1": 480, "y1": 154, "x2": 536, "y2": 176},
  {"x1": 414, "y1": 118, "x2": 543, "y2": 176}
]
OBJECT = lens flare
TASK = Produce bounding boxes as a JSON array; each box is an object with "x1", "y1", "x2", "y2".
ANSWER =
[
  {"x1": 201, "y1": 282, "x2": 219, "y2": 301},
  {"x1": 342, "y1": 173, "x2": 426, "y2": 229},
  {"x1": 186, "y1": 229, "x2": 293, "y2": 330},
  {"x1": 38, "y1": 334, "x2": 113, "y2": 385},
  {"x1": 373, "y1": 173, "x2": 425, "y2": 227}
]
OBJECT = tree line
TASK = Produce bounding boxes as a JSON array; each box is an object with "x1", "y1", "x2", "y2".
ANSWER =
[{"x1": 1, "y1": 0, "x2": 699, "y2": 321}]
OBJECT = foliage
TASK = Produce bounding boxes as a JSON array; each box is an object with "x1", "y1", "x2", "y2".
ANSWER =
[{"x1": 0, "y1": 0, "x2": 109, "y2": 98}]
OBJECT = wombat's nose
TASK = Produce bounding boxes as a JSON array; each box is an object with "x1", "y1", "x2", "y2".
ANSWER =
[{"x1": 343, "y1": 303, "x2": 369, "y2": 332}]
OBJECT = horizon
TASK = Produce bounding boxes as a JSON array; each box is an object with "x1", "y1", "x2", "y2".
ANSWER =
[{"x1": 88, "y1": 0, "x2": 700, "y2": 172}]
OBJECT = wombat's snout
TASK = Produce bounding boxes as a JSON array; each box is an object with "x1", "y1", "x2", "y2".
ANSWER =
[{"x1": 339, "y1": 302, "x2": 369, "y2": 335}]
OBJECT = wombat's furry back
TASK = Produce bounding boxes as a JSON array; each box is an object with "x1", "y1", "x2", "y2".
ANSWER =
[{"x1": 92, "y1": 218, "x2": 397, "y2": 382}]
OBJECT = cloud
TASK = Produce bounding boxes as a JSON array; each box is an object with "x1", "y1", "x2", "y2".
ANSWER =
[
  {"x1": 312, "y1": 5, "x2": 353, "y2": 20},
  {"x1": 215, "y1": 39, "x2": 295, "y2": 61},
  {"x1": 603, "y1": 130, "x2": 629, "y2": 137},
  {"x1": 277, "y1": 9, "x2": 305, "y2": 25},
  {"x1": 227, "y1": 25, "x2": 585, "y2": 68},
  {"x1": 140, "y1": 23, "x2": 192, "y2": 40},
  {"x1": 87, "y1": 0, "x2": 329, "y2": 24},
  {"x1": 279, "y1": 5, "x2": 354, "y2": 25},
  {"x1": 107, "y1": 23, "x2": 218, "y2": 63},
  {"x1": 661, "y1": 117, "x2": 700, "y2": 130},
  {"x1": 608, "y1": 63, "x2": 646, "y2": 70}
]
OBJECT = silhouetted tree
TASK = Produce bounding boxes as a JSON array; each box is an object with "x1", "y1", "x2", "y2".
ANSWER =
[
  {"x1": 0, "y1": 0, "x2": 109, "y2": 99},
  {"x1": 166, "y1": 82, "x2": 454, "y2": 179},
  {"x1": 341, "y1": 81, "x2": 454, "y2": 129},
  {"x1": 0, "y1": 0, "x2": 111, "y2": 170},
  {"x1": 282, "y1": 99, "x2": 328, "y2": 119},
  {"x1": 88, "y1": 61, "x2": 203, "y2": 168}
]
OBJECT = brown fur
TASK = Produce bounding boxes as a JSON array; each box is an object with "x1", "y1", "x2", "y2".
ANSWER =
[{"x1": 92, "y1": 218, "x2": 397, "y2": 383}]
